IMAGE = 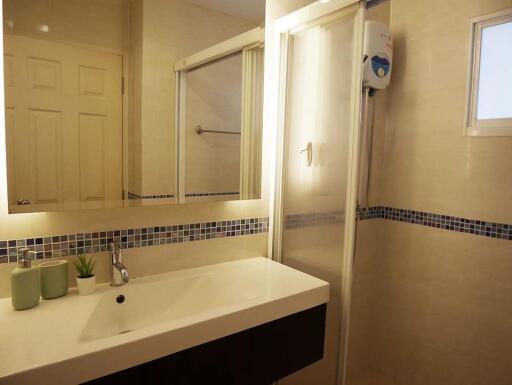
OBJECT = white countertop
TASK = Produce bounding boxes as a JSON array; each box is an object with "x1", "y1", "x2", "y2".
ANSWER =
[{"x1": 0, "y1": 257, "x2": 329, "y2": 385}]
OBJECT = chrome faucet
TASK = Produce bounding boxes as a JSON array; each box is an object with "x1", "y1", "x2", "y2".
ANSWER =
[{"x1": 110, "y1": 241, "x2": 129, "y2": 287}]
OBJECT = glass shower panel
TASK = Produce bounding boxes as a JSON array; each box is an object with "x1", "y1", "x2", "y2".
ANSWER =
[
  {"x1": 279, "y1": 9, "x2": 357, "y2": 385},
  {"x1": 184, "y1": 53, "x2": 243, "y2": 202}
]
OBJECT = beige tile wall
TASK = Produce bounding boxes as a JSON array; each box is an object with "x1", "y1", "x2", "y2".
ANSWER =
[
  {"x1": 345, "y1": 220, "x2": 381, "y2": 385},
  {"x1": 380, "y1": 0, "x2": 512, "y2": 223},
  {"x1": 128, "y1": 0, "x2": 143, "y2": 196},
  {"x1": 366, "y1": 221, "x2": 512, "y2": 385},
  {"x1": 138, "y1": 0, "x2": 256, "y2": 196},
  {"x1": 347, "y1": 0, "x2": 512, "y2": 384},
  {"x1": 2, "y1": 0, "x2": 130, "y2": 51}
]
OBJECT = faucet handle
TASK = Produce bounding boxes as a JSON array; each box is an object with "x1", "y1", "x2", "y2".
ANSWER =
[
  {"x1": 110, "y1": 240, "x2": 120, "y2": 253},
  {"x1": 110, "y1": 240, "x2": 122, "y2": 265}
]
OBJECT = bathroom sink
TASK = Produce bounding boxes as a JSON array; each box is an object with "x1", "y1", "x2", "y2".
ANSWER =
[
  {"x1": 0, "y1": 257, "x2": 329, "y2": 385},
  {"x1": 81, "y1": 266, "x2": 267, "y2": 341}
]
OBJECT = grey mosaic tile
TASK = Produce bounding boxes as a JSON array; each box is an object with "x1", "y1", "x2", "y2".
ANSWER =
[
  {"x1": 0, "y1": 217, "x2": 269, "y2": 264},
  {"x1": 284, "y1": 206, "x2": 511, "y2": 241},
  {"x1": 127, "y1": 192, "x2": 176, "y2": 200},
  {"x1": 357, "y1": 206, "x2": 512, "y2": 241},
  {"x1": 185, "y1": 192, "x2": 240, "y2": 197}
]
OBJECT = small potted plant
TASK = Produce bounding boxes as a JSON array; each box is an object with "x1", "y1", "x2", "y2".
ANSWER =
[{"x1": 71, "y1": 254, "x2": 96, "y2": 295}]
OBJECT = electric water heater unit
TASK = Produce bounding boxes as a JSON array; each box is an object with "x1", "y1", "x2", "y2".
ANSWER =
[{"x1": 363, "y1": 21, "x2": 393, "y2": 90}]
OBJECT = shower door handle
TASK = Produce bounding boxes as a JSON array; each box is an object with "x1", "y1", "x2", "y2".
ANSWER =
[{"x1": 300, "y1": 142, "x2": 313, "y2": 167}]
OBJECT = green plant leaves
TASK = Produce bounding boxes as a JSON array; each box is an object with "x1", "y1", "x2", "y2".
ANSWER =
[{"x1": 72, "y1": 254, "x2": 95, "y2": 279}]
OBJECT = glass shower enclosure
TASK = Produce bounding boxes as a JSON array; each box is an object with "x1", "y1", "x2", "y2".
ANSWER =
[{"x1": 272, "y1": 1, "x2": 365, "y2": 384}]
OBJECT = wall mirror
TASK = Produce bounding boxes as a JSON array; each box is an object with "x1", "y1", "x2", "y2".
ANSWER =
[{"x1": 2, "y1": 0, "x2": 265, "y2": 213}]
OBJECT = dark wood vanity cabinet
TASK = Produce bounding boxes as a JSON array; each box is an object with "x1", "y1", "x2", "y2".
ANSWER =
[{"x1": 85, "y1": 304, "x2": 326, "y2": 385}]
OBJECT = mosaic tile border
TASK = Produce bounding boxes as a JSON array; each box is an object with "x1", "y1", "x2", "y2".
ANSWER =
[
  {"x1": 127, "y1": 192, "x2": 176, "y2": 200},
  {"x1": 2, "y1": 205, "x2": 507, "y2": 264},
  {"x1": 0, "y1": 217, "x2": 269, "y2": 264},
  {"x1": 357, "y1": 206, "x2": 512, "y2": 241},
  {"x1": 127, "y1": 192, "x2": 239, "y2": 199},
  {"x1": 283, "y1": 206, "x2": 511, "y2": 241},
  {"x1": 185, "y1": 192, "x2": 240, "y2": 198},
  {"x1": 356, "y1": 206, "x2": 383, "y2": 221}
]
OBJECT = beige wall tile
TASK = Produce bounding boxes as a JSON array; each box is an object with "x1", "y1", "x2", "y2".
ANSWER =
[
  {"x1": 381, "y1": 0, "x2": 512, "y2": 223},
  {"x1": 128, "y1": 0, "x2": 144, "y2": 195},
  {"x1": 345, "y1": 220, "x2": 382, "y2": 385},
  {"x1": 138, "y1": 0, "x2": 256, "y2": 196},
  {"x1": 3, "y1": 0, "x2": 130, "y2": 51},
  {"x1": 348, "y1": 1, "x2": 512, "y2": 384},
  {"x1": 370, "y1": 221, "x2": 512, "y2": 385}
]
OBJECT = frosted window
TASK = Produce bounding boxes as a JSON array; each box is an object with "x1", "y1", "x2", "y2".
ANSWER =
[{"x1": 476, "y1": 21, "x2": 512, "y2": 120}]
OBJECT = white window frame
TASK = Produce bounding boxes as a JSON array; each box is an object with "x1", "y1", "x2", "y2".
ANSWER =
[{"x1": 465, "y1": 8, "x2": 512, "y2": 137}]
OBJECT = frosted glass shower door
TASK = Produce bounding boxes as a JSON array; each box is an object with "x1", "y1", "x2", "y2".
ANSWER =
[{"x1": 274, "y1": 2, "x2": 364, "y2": 385}]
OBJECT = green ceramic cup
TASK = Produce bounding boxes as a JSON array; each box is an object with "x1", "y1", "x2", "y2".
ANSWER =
[{"x1": 39, "y1": 260, "x2": 69, "y2": 299}]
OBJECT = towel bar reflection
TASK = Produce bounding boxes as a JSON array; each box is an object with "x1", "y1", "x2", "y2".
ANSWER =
[{"x1": 195, "y1": 125, "x2": 241, "y2": 135}]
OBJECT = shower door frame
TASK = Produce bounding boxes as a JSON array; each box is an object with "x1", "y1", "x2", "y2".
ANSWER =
[
  {"x1": 270, "y1": 1, "x2": 366, "y2": 383},
  {"x1": 174, "y1": 27, "x2": 265, "y2": 204}
]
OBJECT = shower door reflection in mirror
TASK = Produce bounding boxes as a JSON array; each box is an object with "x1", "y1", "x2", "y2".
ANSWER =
[
  {"x1": 2, "y1": 0, "x2": 266, "y2": 213},
  {"x1": 176, "y1": 29, "x2": 264, "y2": 203}
]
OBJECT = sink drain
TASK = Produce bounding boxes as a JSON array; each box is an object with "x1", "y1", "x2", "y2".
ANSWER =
[{"x1": 116, "y1": 294, "x2": 125, "y2": 304}]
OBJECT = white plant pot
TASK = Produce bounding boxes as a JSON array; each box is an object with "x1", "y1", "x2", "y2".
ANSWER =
[{"x1": 76, "y1": 275, "x2": 96, "y2": 296}]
